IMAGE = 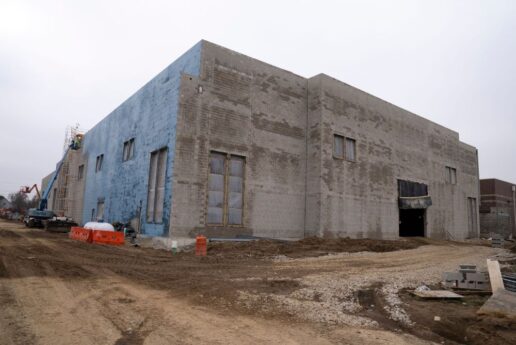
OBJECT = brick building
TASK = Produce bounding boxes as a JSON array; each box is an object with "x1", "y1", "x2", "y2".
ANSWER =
[
  {"x1": 480, "y1": 178, "x2": 516, "y2": 238},
  {"x1": 42, "y1": 40, "x2": 480, "y2": 240}
]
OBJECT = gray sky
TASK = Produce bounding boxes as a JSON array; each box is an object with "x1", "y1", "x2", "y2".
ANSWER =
[{"x1": 1, "y1": 0, "x2": 515, "y2": 197}]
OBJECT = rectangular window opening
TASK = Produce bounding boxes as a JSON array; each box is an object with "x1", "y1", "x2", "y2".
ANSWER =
[
  {"x1": 96, "y1": 201, "x2": 104, "y2": 221},
  {"x1": 398, "y1": 180, "x2": 428, "y2": 197},
  {"x1": 446, "y1": 166, "x2": 457, "y2": 184},
  {"x1": 333, "y1": 134, "x2": 356, "y2": 161},
  {"x1": 467, "y1": 197, "x2": 478, "y2": 237},
  {"x1": 345, "y1": 138, "x2": 356, "y2": 161},
  {"x1": 207, "y1": 151, "x2": 245, "y2": 226},
  {"x1": 78, "y1": 164, "x2": 84, "y2": 180},
  {"x1": 333, "y1": 134, "x2": 344, "y2": 159},
  {"x1": 146, "y1": 147, "x2": 167, "y2": 223},
  {"x1": 123, "y1": 138, "x2": 135, "y2": 162},
  {"x1": 95, "y1": 154, "x2": 104, "y2": 172}
]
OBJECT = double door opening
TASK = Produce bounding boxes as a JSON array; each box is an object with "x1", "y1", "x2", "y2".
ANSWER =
[{"x1": 398, "y1": 180, "x2": 428, "y2": 237}]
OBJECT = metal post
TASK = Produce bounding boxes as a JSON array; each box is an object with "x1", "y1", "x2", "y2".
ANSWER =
[{"x1": 512, "y1": 185, "x2": 516, "y2": 239}]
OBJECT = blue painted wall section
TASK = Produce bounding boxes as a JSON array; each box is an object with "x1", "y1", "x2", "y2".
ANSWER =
[{"x1": 81, "y1": 41, "x2": 202, "y2": 236}]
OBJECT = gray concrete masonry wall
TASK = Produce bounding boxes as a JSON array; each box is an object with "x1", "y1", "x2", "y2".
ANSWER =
[
  {"x1": 307, "y1": 74, "x2": 479, "y2": 239},
  {"x1": 44, "y1": 40, "x2": 479, "y2": 240},
  {"x1": 170, "y1": 41, "x2": 479, "y2": 240},
  {"x1": 170, "y1": 41, "x2": 308, "y2": 239},
  {"x1": 40, "y1": 149, "x2": 86, "y2": 224}
]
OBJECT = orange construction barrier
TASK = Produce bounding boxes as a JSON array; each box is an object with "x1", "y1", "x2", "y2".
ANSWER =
[
  {"x1": 195, "y1": 235, "x2": 207, "y2": 256},
  {"x1": 92, "y1": 230, "x2": 125, "y2": 246},
  {"x1": 69, "y1": 227, "x2": 93, "y2": 243}
]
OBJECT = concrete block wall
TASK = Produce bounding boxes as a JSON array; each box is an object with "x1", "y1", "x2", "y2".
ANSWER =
[
  {"x1": 170, "y1": 41, "x2": 308, "y2": 239},
  {"x1": 41, "y1": 171, "x2": 55, "y2": 211},
  {"x1": 67, "y1": 148, "x2": 87, "y2": 224},
  {"x1": 306, "y1": 74, "x2": 479, "y2": 240},
  {"x1": 80, "y1": 41, "x2": 202, "y2": 236},
  {"x1": 480, "y1": 179, "x2": 516, "y2": 238},
  {"x1": 39, "y1": 148, "x2": 86, "y2": 224},
  {"x1": 42, "y1": 40, "x2": 480, "y2": 241},
  {"x1": 171, "y1": 42, "x2": 479, "y2": 240}
]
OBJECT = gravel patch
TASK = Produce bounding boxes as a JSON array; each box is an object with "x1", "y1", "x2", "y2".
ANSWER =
[{"x1": 238, "y1": 245, "x2": 506, "y2": 328}]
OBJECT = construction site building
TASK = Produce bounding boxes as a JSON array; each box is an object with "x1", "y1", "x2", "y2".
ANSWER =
[
  {"x1": 41, "y1": 139, "x2": 86, "y2": 225},
  {"x1": 42, "y1": 40, "x2": 480, "y2": 240}
]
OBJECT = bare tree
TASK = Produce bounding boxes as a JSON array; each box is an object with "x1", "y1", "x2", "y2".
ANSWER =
[{"x1": 8, "y1": 191, "x2": 38, "y2": 213}]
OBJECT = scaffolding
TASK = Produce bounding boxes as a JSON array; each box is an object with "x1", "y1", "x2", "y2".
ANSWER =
[{"x1": 54, "y1": 125, "x2": 84, "y2": 217}]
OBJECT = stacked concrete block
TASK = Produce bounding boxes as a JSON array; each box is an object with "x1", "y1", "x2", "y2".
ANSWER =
[{"x1": 443, "y1": 265, "x2": 489, "y2": 290}]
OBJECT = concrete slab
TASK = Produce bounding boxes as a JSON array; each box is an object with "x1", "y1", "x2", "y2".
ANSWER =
[
  {"x1": 412, "y1": 290, "x2": 464, "y2": 299},
  {"x1": 137, "y1": 235, "x2": 196, "y2": 251},
  {"x1": 477, "y1": 289, "x2": 516, "y2": 319}
]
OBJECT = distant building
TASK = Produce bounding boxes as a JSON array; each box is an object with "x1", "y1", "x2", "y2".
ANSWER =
[
  {"x1": 480, "y1": 179, "x2": 516, "y2": 238},
  {"x1": 0, "y1": 195, "x2": 11, "y2": 209},
  {"x1": 41, "y1": 40, "x2": 480, "y2": 240}
]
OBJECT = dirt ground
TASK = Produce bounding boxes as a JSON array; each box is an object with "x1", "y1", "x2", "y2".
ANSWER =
[{"x1": 1, "y1": 219, "x2": 515, "y2": 345}]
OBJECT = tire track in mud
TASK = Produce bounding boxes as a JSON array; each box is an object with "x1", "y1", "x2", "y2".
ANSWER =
[{"x1": 2, "y1": 220, "x2": 509, "y2": 345}]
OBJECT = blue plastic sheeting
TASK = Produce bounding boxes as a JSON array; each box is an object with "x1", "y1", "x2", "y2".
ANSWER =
[{"x1": 80, "y1": 41, "x2": 203, "y2": 236}]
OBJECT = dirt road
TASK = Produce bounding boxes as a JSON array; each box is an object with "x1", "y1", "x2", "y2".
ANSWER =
[{"x1": 0, "y1": 219, "x2": 513, "y2": 344}]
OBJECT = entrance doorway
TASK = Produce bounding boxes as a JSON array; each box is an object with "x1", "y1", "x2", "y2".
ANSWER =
[{"x1": 399, "y1": 209, "x2": 425, "y2": 237}]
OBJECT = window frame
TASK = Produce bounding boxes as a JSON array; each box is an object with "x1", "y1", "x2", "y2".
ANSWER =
[
  {"x1": 96, "y1": 200, "x2": 105, "y2": 221},
  {"x1": 345, "y1": 137, "x2": 356, "y2": 162},
  {"x1": 95, "y1": 154, "x2": 104, "y2": 172},
  {"x1": 445, "y1": 166, "x2": 457, "y2": 184},
  {"x1": 333, "y1": 133, "x2": 356, "y2": 162},
  {"x1": 333, "y1": 134, "x2": 345, "y2": 159},
  {"x1": 206, "y1": 151, "x2": 246, "y2": 227},
  {"x1": 146, "y1": 147, "x2": 168, "y2": 224},
  {"x1": 78, "y1": 164, "x2": 84, "y2": 180},
  {"x1": 123, "y1": 138, "x2": 135, "y2": 162}
]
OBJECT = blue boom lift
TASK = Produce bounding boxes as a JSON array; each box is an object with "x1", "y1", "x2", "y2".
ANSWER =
[{"x1": 24, "y1": 135, "x2": 82, "y2": 230}]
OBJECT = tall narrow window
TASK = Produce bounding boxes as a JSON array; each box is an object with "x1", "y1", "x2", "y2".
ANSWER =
[
  {"x1": 207, "y1": 152, "x2": 226, "y2": 224},
  {"x1": 78, "y1": 164, "x2": 84, "y2": 180},
  {"x1": 333, "y1": 134, "x2": 344, "y2": 158},
  {"x1": 96, "y1": 200, "x2": 104, "y2": 221},
  {"x1": 123, "y1": 138, "x2": 135, "y2": 161},
  {"x1": 154, "y1": 148, "x2": 167, "y2": 222},
  {"x1": 446, "y1": 166, "x2": 457, "y2": 184},
  {"x1": 52, "y1": 188, "x2": 57, "y2": 210},
  {"x1": 467, "y1": 197, "x2": 478, "y2": 236},
  {"x1": 146, "y1": 147, "x2": 167, "y2": 223},
  {"x1": 207, "y1": 152, "x2": 245, "y2": 226},
  {"x1": 345, "y1": 138, "x2": 356, "y2": 161},
  {"x1": 95, "y1": 154, "x2": 104, "y2": 172},
  {"x1": 228, "y1": 156, "x2": 244, "y2": 225}
]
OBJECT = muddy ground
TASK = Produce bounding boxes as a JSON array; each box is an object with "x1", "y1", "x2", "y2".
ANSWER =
[{"x1": 0, "y1": 219, "x2": 515, "y2": 345}]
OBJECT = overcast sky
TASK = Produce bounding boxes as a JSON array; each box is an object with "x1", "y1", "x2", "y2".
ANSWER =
[{"x1": 0, "y1": 0, "x2": 515, "y2": 197}]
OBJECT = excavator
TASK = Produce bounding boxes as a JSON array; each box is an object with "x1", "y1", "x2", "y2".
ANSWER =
[{"x1": 22, "y1": 134, "x2": 82, "y2": 231}]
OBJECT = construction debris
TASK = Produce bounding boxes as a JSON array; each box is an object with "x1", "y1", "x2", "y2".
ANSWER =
[
  {"x1": 502, "y1": 272, "x2": 516, "y2": 292},
  {"x1": 412, "y1": 290, "x2": 464, "y2": 299},
  {"x1": 477, "y1": 289, "x2": 516, "y2": 319},
  {"x1": 486, "y1": 259, "x2": 505, "y2": 292},
  {"x1": 442, "y1": 264, "x2": 490, "y2": 290},
  {"x1": 478, "y1": 259, "x2": 516, "y2": 319},
  {"x1": 491, "y1": 234, "x2": 504, "y2": 248}
]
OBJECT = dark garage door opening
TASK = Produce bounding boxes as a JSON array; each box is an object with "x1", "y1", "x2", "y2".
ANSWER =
[{"x1": 399, "y1": 209, "x2": 425, "y2": 237}]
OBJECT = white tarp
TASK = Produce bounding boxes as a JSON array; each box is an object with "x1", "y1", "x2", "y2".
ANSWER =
[{"x1": 84, "y1": 222, "x2": 115, "y2": 231}]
